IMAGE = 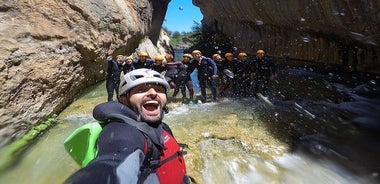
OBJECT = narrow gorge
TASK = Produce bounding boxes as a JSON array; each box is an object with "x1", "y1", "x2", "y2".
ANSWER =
[{"x1": 1, "y1": 0, "x2": 379, "y2": 148}]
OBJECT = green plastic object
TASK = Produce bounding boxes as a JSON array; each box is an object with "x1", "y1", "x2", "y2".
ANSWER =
[{"x1": 64, "y1": 122, "x2": 102, "y2": 167}]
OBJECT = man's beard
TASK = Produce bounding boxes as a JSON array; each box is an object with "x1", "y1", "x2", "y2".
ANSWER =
[{"x1": 134, "y1": 104, "x2": 164, "y2": 124}]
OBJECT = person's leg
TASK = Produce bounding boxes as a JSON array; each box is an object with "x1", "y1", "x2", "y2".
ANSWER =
[
  {"x1": 106, "y1": 79, "x2": 115, "y2": 101},
  {"x1": 172, "y1": 85, "x2": 179, "y2": 98},
  {"x1": 178, "y1": 81, "x2": 187, "y2": 103},
  {"x1": 114, "y1": 80, "x2": 120, "y2": 101},
  {"x1": 186, "y1": 80, "x2": 194, "y2": 101},
  {"x1": 231, "y1": 78, "x2": 238, "y2": 96},
  {"x1": 262, "y1": 77, "x2": 269, "y2": 96},
  {"x1": 253, "y1": 76, "x2": 260, "y2": 94},
  {"x1": 208, "y1": 79, "x2": 217, "y2": 101},
  {"x1": 199, "y1": 78, "x2": 207, "y2": 102}
]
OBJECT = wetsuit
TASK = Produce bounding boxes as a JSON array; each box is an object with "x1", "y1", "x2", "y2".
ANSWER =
[
  {"x1": 106, "y1": 54, "x2": 122, "y2": 101},
  {"x1": 232, "y1": 58, "x2": 248, "y2": 97},
  {"x1": 165, "y1": 62, "x2": 182, "y2": 89},
  {"x1": 134, "y1": 58, "x2": 155, "y2": 69},
  {"x1": 188, "y1": 57, "x2": 218, "y2": 102},
  {"x1": 122, "y1": 62, "x2": 135, "y2": 75},
  {"x1": 253, "y1": 56, "x2": 276, "y2": 96},
  {"x1": 217, "y1": 59, "x2": 234, "y2": 96},
  {"x1": 151, "y1": 63, "x2": 166, "y2": 73},
  {"x1": 241, "y1": 58, "x2": 254, "y2": 96},
  {"x1": 64, "y1": 101, "x2": 188, "y2": 184},
  {"x1": 176, "y1": 60, "x2": 194, "y2": 102}
]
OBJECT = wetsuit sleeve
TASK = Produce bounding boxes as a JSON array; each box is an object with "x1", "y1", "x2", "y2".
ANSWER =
[
  {"x1": 64, "y1": 122, "x2": 146, "y2": 184},
  {"x1": 206, "y1": 57, "x2": 218, "y2": 75},
  {"x1": 186, "y1": 60, "x2": 196, "y2": 74}
]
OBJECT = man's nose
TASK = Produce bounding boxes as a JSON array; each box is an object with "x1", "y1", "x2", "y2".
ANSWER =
[{"x1": 146, "y1": 88, "x2": 158, "y2": 96}]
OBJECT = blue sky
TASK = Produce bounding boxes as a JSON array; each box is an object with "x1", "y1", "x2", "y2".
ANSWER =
[{"x1": 163, "y1": 0, "x2": 203, "y2": 33}]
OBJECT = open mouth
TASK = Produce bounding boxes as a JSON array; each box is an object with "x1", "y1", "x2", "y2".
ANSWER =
[{"x1": 142, "y1": 100, "x2": 160, "y2": 115}]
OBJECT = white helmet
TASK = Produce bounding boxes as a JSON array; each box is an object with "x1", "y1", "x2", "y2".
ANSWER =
[{"x1": 119, "y1": 69, "x2": 170, "y2": 96}]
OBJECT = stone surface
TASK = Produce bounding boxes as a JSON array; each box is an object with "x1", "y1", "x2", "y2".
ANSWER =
[
  {"x1": 0, "y1": 0, "x2": 170, "y2": 147},
  {"x1": 193, "y1": 0, "x2": 380, "y2": 71},
  {"x1": 2, "y1": 0, "x2": 380, "y2": 148}
]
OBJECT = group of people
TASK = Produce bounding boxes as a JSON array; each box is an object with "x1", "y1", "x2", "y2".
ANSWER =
[
  {"x1": 106, "y1": 49, "x2": 276, "y2": 104},
  {"x1": 213, "y1": 49, "x2": 277, "y2": 98}
]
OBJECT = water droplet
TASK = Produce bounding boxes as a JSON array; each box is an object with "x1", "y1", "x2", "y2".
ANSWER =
[
  {"x1": 255, "y1": 20, "x2": 264, "y2": 25},
  {"x1": 370, "y1": 80, "x2": 376, "y2": 85}
]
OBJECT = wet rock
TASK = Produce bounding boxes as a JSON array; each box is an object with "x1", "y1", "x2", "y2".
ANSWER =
[
  {"x1": 194, "y1": 0, "x2": 380, "y2": 72},
  {"x1": 0, "y1": 0, "x2": 170, "y2": 147}
]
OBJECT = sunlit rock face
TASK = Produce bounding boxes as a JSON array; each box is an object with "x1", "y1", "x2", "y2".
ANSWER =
[
  {"x1": 0, "y1": 0, "x2": 170, "y2": 146},
  {"x1": 194, "y1": 0, "x2": 380, "y2": 71}
]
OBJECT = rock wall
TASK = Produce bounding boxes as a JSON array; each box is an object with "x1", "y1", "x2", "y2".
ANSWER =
[
  {"x1": 0, "y1": 0, "x2": 170, "y2": 147},
  {"x1": 193, "y1": 0, "x2": 380, "y2": 71}
]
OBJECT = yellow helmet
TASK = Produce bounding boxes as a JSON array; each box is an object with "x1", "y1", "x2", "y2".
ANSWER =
[
  {"x1": 154, "y1": 55, "x2": 164, "y2": 61},
  {"x1": 212, "y1": 53, "x2": 221, "y2": 60},
  {"x1": 238, "y1": 52, "x2": 247, "y2": 58},
  {"x1": 256, "y1": 49, "x2": 265, "y2": 54},
  {"x1": 139, "y1": 52, "x2": 149, "y2": 57},
  {"x1": 183, "y1": 53, "x2": 192, "y2": 58},
  {"x1": 165, "y1": 54, "x2": 174, "y2": 59},
  {"x1": 224, "y1": 53, "x2": 233, "y2": 58},
  {"x1": 125, "y1": 56, "x2": 133, "y2": 60},
  {"x1": 192, "y1": 50, "x2": 202, "y2": 55}
]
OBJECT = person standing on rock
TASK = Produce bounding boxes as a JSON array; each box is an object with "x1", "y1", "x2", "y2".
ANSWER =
[
  {"x1": 237, "y1": 52, "x2": 253, "y2": 97},
  {"x1": 164, "y1": 54, "x2": 182, "y2": 100},
  {"x1": 224, "y1": 52, "x2": 241, "y2": 97},
  {"x1": 252, "y1": 49, "x2": 276, "y2": 97},
  {"x1": 65, "y1": 69, "x2": 189, "y2": 184},
  {"x1": 188, "y1": 50, "x2": 218, "y2": 102},
  {"x1": 213, "y1": 53, "x2": 229, "y2": 97},
  {"x1": 173, "y1": 53, "x2": 195, "y2": 104},
  {"x1": 105, "y1": 53, "x2": 123, "y2": 101}
]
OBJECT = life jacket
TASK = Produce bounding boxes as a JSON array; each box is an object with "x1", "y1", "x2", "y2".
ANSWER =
[
  {"x1": 64, "y1": 102, "x2": 188, "y2": 184},
  {"x1": 157, "y1": 131, "x2": 187, "y2": 183},
  {"x1": 141, "y1": 129, "x2": 188, "y2": 184}
]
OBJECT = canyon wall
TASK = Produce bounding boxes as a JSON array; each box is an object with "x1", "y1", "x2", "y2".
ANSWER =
[
  {"x1": 194, "y1": 0, "x2": 380, "y2": 71},
  {"x1": 0, "y1": 0, "x2": 170, "y2": 147},
  {"x1": 2, "y1": 0, "x2": 380, "y2": 147}
]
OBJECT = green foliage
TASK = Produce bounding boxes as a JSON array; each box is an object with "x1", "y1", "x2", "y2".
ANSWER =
[{"x1": 164, "y1": 21, "x2": 203, "y2": 49}]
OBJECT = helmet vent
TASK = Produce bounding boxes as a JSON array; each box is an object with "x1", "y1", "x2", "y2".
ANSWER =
[
  {"x1": 153, "y1": 74, "x2": 163, "y2": 79},
  {"x1": 133, "y1": 75, "x2": 144, "y2": 80}
]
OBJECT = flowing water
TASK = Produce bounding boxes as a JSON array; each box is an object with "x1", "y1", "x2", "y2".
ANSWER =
[{"x1": 0, "y1": 65, "x2": 379, "y2": 184}]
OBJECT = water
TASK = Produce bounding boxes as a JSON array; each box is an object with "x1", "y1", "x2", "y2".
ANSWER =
[{"x1": 0, "y1": 66, "x2": 379, "y2": 184}]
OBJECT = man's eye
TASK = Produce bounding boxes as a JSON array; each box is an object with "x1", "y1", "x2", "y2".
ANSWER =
[{"x1": 154, "y1": 86, "x2": 165, "y2": 93}]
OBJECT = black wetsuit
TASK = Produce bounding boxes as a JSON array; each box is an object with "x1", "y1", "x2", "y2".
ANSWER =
[
  {"x1": 106, "y1": 54, "x2": 122, "y2": 101},
  {"x1": 187, "y1": 57, "x2": 218, "y2": 102},
  {"x1": 176, "y1": 61, "x2": 194, "y2": 101},
  {"x1": 134, "y1": 59, "x2": 154, "y2": 69},
  {"x1": 253, "y1": 56, "x2": 276, "y2": 96}
]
